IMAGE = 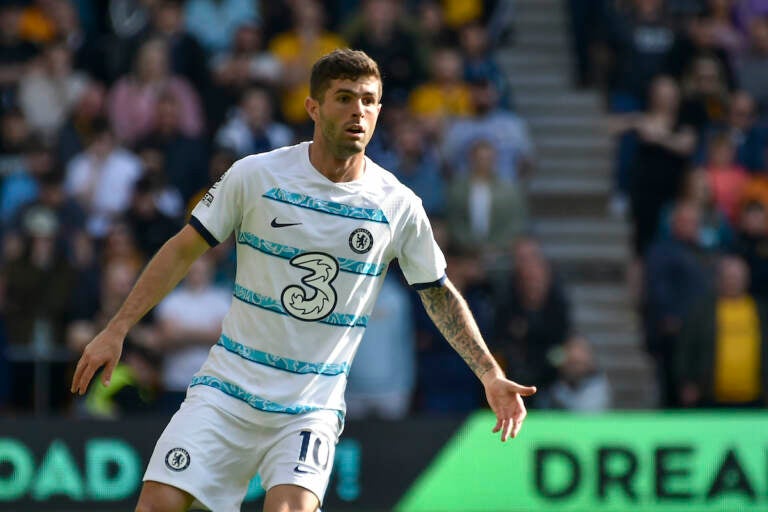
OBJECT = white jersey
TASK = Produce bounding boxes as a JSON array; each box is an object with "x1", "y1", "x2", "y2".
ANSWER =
[{"x1": 189, "y1": 141, "x2": 446, "y2": 423}]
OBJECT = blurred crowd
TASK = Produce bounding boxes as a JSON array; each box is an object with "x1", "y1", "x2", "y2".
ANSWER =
[
  {"x1": 0, "y1": 0, "x2": 613, "y2": 420},
  {"x1": 570, "y1": 0, "x2": 768, "y2": 408}
]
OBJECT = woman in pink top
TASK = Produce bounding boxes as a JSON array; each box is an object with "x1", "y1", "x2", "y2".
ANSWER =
[
  {"x1": 705, "y1": 132, "x2": 749, "y2": 223},
  {"x1": 107, "y1": 37, "x2": 204, "y2": 147}
]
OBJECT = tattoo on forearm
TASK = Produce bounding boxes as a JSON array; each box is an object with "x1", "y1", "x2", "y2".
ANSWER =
[{"x1": 418, "y1": 279, "x2": 497, "y2": 379}]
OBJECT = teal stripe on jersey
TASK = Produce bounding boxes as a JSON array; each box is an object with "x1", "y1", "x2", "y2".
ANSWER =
[
  {"x1": 263, "y1": 187, "x2": 389, "y2": 223},
  {"x1": 238, "y1": 231, "x2": 385, "y2": 277},
  {"x1": 232, "y1": 284, "x2": 369, "y2": 328},
  {"x1": 217, "y1": 334, "x2": 350, "y2": 376},
  {"x1": 190, "y1": 375, "x2": 321, "y2": 415}
]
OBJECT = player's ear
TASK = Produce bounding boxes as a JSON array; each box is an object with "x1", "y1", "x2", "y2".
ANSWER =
[{"x1": 305, "y1": 96, "x2": 319, "y2": 122}]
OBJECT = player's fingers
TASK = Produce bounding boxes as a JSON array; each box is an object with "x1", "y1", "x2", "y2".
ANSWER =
[
  {"x1": 492, "y1": 417, "x2": 503, "y2": 433},
  {"x1": 502, "y1": 418, "x2": 513, "y2": 442},
  {"x1": 511, "y1": 416, "x2": 522, "y2": 438},
  {"x1": 70, "y1": 357, "x2": 86, "y2": 393},
  {"x1": 76, "y1": 361, "x2": 100, "y2": 395},
  {"x1": 101, "y1": 359, "x2": 117, "y2": 387},
  {"x1": 512, "y1": 384, "x2": 537, "y2": 397}
]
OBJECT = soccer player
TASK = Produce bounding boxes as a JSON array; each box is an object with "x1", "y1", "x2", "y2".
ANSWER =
[{"x1": 70, "y1": 49, "x2": 536, "y2": 512}]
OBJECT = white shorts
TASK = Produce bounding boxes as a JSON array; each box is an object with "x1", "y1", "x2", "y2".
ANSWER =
[{"x1": 143, "y1": 388, "x2": 342, "y2": 512}]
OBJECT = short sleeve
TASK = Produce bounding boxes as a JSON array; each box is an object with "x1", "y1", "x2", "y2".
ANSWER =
[
  {"x1": 189, "y1": 161, "x2": 244, "y2": 246},
  {"x1": 396, "y1": 199, "x2": 447, "y2": 289}
]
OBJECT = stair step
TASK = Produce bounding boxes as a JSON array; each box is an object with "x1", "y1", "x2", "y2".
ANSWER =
[
  {"x1": 508, "y1": 72, "x2": 571, "y2": 89},
  {"x1": 569, "y1": 284, "x2": 633, "y2": 306},
  {"x1": 528, "y1": 190, "x2": 610, "y2": 217},
  {"x1": 535, "y1": 156, "x2": 611, "y2": 177},
  {"x1": 528, "y1": 175, "x2": 610, "y2": 195},
  {"x1": 532, "y1": 218, "x2": 628, "y2": 241},
  {"x1": 514, "y1": 31, "x2": 568, "y2": 49},
  {"x1": 498, "y1": 52, "x2": 570, "y2": 71},
  {"x1": 515, "y1": 92, "x2": 603, "y2": 113},
  {"x1": 513, "y1": 11, "x2": 567, "y2": 28},
  {"x1": 541, "y1": 241, "x2": 629, "y2": 261}
]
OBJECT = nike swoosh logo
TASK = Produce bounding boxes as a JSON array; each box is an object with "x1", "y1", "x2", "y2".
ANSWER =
[
  {"x1": 294, "y1": 465, "x2": 314, "y2": 474},
  {"x1": 271, "y1": 218, "x2": 302, "y2": 228}
]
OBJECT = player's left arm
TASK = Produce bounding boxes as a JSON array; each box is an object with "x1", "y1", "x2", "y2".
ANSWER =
[{"x1": 418, "y1": 278, "x2": 537, "y2": 441}]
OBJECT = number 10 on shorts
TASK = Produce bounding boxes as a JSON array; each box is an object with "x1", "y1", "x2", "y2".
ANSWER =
[{"x1": 295, "y1": 430, "x2": 330, "y2": 473}]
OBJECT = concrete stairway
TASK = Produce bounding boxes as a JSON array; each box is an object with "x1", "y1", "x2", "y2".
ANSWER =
[{"x1": 496, "y1": 0, "x2": 657, "y2": 408}]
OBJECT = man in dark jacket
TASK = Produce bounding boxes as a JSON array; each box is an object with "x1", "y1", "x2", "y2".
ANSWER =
[{"x1": 644, "y1": 200, "x2": 714, "y2": 407}]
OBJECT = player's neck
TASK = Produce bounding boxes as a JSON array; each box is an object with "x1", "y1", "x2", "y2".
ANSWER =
[{"x1": 308, "y1": 141, "x2": 365, "y2": 183}]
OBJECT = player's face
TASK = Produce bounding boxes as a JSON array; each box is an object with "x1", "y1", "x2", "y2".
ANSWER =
[{"x1": 311, "y1": 77, "x2": 382, "y2": 159}]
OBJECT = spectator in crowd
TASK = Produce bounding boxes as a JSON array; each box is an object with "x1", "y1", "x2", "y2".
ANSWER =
[
  {"x1": 735, "y1": 0, "x2": 768, "y2": 33},
  {"x1": 18, "y1": 0, "x2": 60, "y2": 45},
  {"x1": 107, "y1": 36, "x2": 204, "y2": 147},
  {"x1": 3, "y1": 206, "x2": 75, "y2": 412},
  {"x1": 493, "y1": 236, "x2": 571, "y2": 404},
  {"x1": 408, "y1": 46, "x2": 473, "y2": 137},
  {"x1": 707, "y1": 0, "x2": 747, "y2": 64},
  {"x1": 64, "y1": 117, "x2": 142, "y2": 238},
  {"x1": 602, "y1": 0, "x2": 677, "y2": 111},
  {"x1": 658, "y1": 167, "x2": 734, "y2": 252},
  {"x1": 207, "y1": 22, "x2": 282, "y2": 130},
  {"x1": 8, "y1": 168, "x2": 86, "y2": 260},
  {"x1": 441, "y1": 78, "x2": 535, "y2": 181},
  {"x1": 540, "y1": 334, "x2": 612, "y2": 412},
  {"x1": 458, "y1": 21, "x2": 511, "y2": 108},
  {"x1": 215, "y1": 86, "x2": 294, "y2": 159},
  {"x1": 83, "y1": 340, "x2": 163, "y2": 418},
  {"x1": 18, "y1": 38, "x2": 90, "y2": 139},
  {"x1": 146, "y1": 0, "x2": 209, "y2": 95},
  {"x1": 701, "y1": 132, "x2": 749, "y2": 224},
  {"x1": 678, "y1": 55, "x2": 730, "y2": 141},
  {"x1": 446, "y1": 139, "x2": 527, "y2": 259},
  {"x1": 0, "y1": 108, "x2": 29, "y2": 186},
  {"x1": 665, "y1": 12, "x2": 736, "y2": 91},
  {"x1": 644, "y1": 200, "x2": 714, "y2": 407},
  {"x1": 268, "y1": 0, "x2": 345, "y2": 127},
  {"x1": 678, "y1": 255, "x2": 768, "y2": 407},
  {"x1": 52, "y1": 0, "x2": 106, "y2": 83},
  {"x1": 55, "y1": 80, "x2": 107, "y2": 168},
  {"x1": 625, "y1": 76, "x2": 697, "y2": 257},
  {"x1": 134, "y1": 91, "x2": 208, "y2": 202},
  {"x1": 344, "y1": 0, "x2": 429, "y2": 101},
  {"x1": 0, "y1": 1, "x2": 40, "y2": 111},
  {"x1": 416, "y1": 0, "x2": 458, "y2": 53},
  {"x1": 377, "y1": 116, "x2": 445, "y2": 216},
  {"x1": 101, "y1": 218, "x2": 146, "y2": 272},
  {"x1": 133, "y1": 141, "x2": 184, "y2": 219},
  {"x1": 1, "y1": 135, "x2": 57, "y2": 228},
  {"x1": 736, "y1": 16, "x2": 768, "y2": 118},
  {"x1": 736, "y1": 200, "x2": 768, "y2": 299},
  {"x1": 183, "y1": 0, "x2": 259, "y2": 60},
  {"x1": 124, "y1": 175, "x2": 183, "y2": 259},
  {"x1": 702, "y1": 90, "x2": 767, "y2": 172},
  {"x1": 346, "y1": 269, "x2": 416, "y2": 420},
  {"x1": 155, "y1": 253, "x2": 230, "y2": 411}
]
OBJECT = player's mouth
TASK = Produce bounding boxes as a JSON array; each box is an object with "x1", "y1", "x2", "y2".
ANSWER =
[{"x1": 345, "y1": 125, "x2": 365, "y2": 139}]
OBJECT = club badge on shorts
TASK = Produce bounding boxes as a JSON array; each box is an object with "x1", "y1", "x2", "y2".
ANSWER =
[{"x1": 165, "y1": 447, "x2": 191, "y2": 471}]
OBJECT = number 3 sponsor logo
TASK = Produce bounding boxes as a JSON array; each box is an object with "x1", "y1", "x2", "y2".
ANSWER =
[{"x1": 281, "y1": 252, "x2": 339, "y2": 321}]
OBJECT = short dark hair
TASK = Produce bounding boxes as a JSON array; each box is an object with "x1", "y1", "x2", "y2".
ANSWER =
[{"x1": 309, "y1": 48, "x2": 381, "y2": 101}]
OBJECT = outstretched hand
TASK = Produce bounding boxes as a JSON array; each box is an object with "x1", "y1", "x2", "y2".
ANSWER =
[
  {"x1": 70, "y1": 327, "x2": 124, "y2": 395},
  {"x1": 483, "y1": 375, "x2": 537, "y2": 442}
]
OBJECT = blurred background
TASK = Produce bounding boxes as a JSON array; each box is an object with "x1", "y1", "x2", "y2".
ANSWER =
[{"x1": 0, "y1": 0, "x2": 766, "y2": 510}]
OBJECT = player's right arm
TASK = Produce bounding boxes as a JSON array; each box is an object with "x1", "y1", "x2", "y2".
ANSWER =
[{"x1": 70, "y1": 224, "x2": 211, "y2": 395}]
